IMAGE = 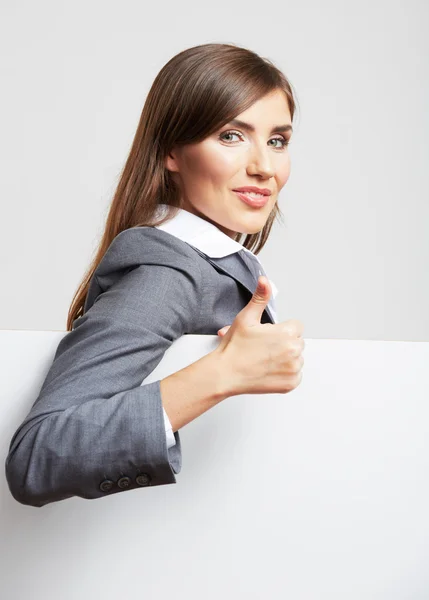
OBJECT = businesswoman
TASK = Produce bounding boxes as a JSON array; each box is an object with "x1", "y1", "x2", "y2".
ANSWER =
[{"x1": 5, "y1": 42, "x2": 305, "y2": 507}]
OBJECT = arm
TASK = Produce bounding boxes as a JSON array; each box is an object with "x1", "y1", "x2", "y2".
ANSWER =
[
  {"x1": 161, "y1": 351, "x2": 230, "y2": 442},
  {"x1": 4, "y1": 254, "x2": 227, "y2": 507},
  {"x1": 160, "y1": 351, "x2": 229, "y2": 433}
]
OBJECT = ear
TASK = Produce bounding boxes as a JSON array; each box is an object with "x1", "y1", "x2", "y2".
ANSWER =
[{"x1": 164, "y1": 149, "x2": 180, "y2": 173}]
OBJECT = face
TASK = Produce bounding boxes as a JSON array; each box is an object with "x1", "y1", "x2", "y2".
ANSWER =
[{"x1": 164, "y1": 89, "x2": 293, "y2": 238}]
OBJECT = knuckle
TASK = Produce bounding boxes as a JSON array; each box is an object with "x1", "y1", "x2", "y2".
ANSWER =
[
  {"x1": 290, "y1": 358, "x2": 301, "y2": 373},
  {"x1": 286, "y1": 373, "x2": 302, "y2": 391},
  {"x1": 284, "y1": 339, "x2": 303, "y2": 357},
  {"x1": 295, "y1": 372, "x2": 303, "y2": 386},
  {"x1": 285, "y1": 355, "x2": 303, "y2": 373}
]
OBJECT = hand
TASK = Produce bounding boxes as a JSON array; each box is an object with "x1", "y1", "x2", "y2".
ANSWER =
[{"x1": 214, "y1": 276, "x2": 305, "y2": 396}]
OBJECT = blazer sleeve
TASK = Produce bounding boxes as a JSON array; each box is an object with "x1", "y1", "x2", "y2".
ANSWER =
[{"x1": 5, "y1": 253, "x2": 203, "y2": 507}]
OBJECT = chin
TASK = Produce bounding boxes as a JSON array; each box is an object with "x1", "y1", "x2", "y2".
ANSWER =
[
  {"x1": 218, "y1": 210, "x2": 271, "y2": 237},
  {"x1": 238, "y1": 214, "x2": 270, "y2": 234},
  {"x1": 243, "y1": 227, "x2": 264, "y2": 235},
  {"x1": 232, "y1": 224, "x2": 265, "y2": 236}
]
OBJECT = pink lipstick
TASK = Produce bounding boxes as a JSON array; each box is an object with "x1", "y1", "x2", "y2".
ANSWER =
[{"x1": 233, "y1": 191, "x2": 270, "y2": 208}]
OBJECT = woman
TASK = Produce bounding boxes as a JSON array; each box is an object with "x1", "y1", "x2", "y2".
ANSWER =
[{"x1": 5, "y1": 43, "x2": 305, "y2": 507}]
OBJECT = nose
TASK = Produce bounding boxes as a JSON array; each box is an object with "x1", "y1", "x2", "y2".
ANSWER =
[{"x1": 246, "y1": 143, "x2": 275, "y2": 178}]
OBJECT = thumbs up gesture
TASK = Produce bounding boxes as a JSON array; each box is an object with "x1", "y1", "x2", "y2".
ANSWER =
[{"x1": 214, "y1": 276, "x2": 305, "y2": 396}]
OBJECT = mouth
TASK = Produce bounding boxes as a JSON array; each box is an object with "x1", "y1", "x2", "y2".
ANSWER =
[{"x1": 232, "y1": 190, "x2": 270, "y2": 208}]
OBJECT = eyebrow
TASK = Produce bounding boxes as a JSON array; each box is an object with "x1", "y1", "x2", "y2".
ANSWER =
[{"x1": 227, "y1": 118, "x2": 293, "y2": 135}]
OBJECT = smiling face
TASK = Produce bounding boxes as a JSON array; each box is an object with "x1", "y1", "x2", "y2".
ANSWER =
[{"x1": 164, "y1": 89, "x2": 293, "y2": 238}]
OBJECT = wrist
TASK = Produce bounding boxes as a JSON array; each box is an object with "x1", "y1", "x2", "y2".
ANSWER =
[{"x1": 207, "y1": 347, "x2": 241, "y2": 400}]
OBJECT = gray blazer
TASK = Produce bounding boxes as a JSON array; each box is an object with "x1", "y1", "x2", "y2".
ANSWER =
[{"x1": 5, "y1": 226, "x2": 276, "y2": 507}]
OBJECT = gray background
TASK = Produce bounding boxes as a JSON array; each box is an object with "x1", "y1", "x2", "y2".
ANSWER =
[{"x1": 1, "y1": 0, "x2": 428, "y2": 341}]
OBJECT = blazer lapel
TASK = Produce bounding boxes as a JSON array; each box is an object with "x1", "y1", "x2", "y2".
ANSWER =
[{"x1": 189, "y1": 246, "x2": 276, "y2": 325}]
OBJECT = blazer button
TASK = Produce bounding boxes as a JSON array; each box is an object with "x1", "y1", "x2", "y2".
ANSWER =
[
  {"x1": 135, "y1": 473, "x2": 151, "y2": 486},
  {"x1": 117, "y1": 476, "x2": 132, "y2": 489},
  {"x1": 99, "y1": 479, "x2": 114, "y2": 493}
]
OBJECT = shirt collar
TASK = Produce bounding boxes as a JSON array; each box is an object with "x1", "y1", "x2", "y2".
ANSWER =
[
  {"x1": 153, "y1": 204, "x2": 278, "y2": 300},
  {"x1": 154, "y1": 203, "x2": 259, "y2": 260}
]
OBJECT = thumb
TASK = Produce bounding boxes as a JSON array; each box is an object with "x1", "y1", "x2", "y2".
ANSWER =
[
  {"x1": 241, "y1": 275, "x2": 271, "y2": 325},
  {"x1": 217, "y1": 325, "x2": 231, "y2": 337}
]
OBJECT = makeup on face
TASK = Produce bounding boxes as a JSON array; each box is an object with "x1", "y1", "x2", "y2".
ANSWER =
[{"x1": 166, "y1": 90, "x2": 292, "y2": 235}]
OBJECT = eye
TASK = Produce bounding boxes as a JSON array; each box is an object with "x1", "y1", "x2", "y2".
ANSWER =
[
  {"x1": 218, "y1": 129, "x2": 290, "y2": 150},
  {"x1": 269, "y1": 137, "x2": 290, "y2": 149}
]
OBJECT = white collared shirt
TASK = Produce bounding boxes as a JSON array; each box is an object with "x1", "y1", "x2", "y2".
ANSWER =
[
  {"x1": 152, "y1": 204, "x2": 279, "y2": 449},
  {"x1": 154, "y1": 204, "x2": 278, "y2": 303}
]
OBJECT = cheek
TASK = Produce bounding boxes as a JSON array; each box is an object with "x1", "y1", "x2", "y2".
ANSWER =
[
  {"x1": 277, "y1": 156, "x2": 291, "y2": 187},
  {"x1": 185, "y1": 146, "x2": 235, "y2": 184}
]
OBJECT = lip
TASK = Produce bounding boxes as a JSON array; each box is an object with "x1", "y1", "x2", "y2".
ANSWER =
[
  {"x1": 233, "y1": 191, "x2": 270, "y2": 208},
  {"x1": 232, "y1": 186, "x2": 272, "y2": 196}
]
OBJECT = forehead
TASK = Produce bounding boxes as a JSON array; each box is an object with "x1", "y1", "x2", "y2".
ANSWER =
[{"x1": 235, "y1": 90, "x2": 291, "y2": 121}]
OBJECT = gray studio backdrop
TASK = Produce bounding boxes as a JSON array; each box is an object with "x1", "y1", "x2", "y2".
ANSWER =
[{"x1": 1, "y1": 2, "x2": 427, "y2": 341}]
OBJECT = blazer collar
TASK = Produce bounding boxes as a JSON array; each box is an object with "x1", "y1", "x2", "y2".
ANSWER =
[{"x1": 153, "y1": 204, "x2": 278, "y2": 324}]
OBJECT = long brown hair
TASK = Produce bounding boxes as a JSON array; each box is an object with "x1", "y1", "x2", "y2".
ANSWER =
[{"x1": 66, "y1": 42, "x2": 299, "y2": 331}]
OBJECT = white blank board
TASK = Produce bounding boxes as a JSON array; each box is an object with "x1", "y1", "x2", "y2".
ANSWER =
[{"x1": 1, "y1": 330, "x2": 428, "y2": 600}]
